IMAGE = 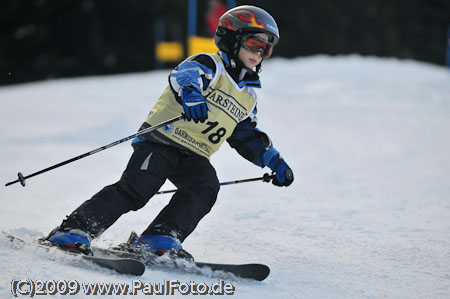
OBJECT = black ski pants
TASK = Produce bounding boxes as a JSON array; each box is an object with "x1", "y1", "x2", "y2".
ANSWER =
[{"x1": 61, "y1": 142, "x2": 220, "y2": 242}]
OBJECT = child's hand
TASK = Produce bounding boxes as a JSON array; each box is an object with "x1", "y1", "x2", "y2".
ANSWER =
[
  {"x1": 181, "y1": 87, "x2": 209, "y2": 123},
  {"x1": 271, "y1": 159, "x2": 294, "y2": 187},
  {"x1": 265, "y1": 149, "x2": 294, "y2": 187}
]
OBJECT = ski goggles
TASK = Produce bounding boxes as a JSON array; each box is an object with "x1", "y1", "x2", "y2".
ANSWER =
[{"x1": 240, "y1": 34, "x2": 274, "y2": 59}]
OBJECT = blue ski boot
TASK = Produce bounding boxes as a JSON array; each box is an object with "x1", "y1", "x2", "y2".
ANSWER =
[
  {"x1": 132, "y1": 234, "x2": 194, "y2": 261},
  {"x1": 46, "y1": 228, "x2": 92, "y2": 255},
  {"x1": 112, "y1": 231, "x2": 193, "y2": 261}
]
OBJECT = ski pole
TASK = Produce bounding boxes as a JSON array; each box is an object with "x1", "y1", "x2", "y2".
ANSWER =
[
  {"x1": 155, "y1": 173, "x2": 275, "y2": 195},
  {"x1": 5, "y1": 115, "x2": 184, "y2": 187}
]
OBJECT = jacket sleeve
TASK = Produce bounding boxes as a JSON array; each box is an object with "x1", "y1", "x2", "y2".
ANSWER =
[
  {"x1": 226, "y1": 106, "x2": 281, "y2": 168},
  {"x1": 168, "y1": 54, "x2": 217, "y2": 103}
]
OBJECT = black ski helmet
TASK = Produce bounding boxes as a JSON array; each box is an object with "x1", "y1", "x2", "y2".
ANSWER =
[{"x1": 215, "y1": 5, "x2": 280, "y2": 56}]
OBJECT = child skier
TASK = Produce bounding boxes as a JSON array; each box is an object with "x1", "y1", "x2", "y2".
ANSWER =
[{"x1": 46, "y1": 5, "x2": 294, "y2": 259}]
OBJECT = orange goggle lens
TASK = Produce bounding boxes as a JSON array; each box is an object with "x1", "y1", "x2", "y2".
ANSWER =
[{"x1": 241, "y1": 35, "x2": 273, "y2": 59}]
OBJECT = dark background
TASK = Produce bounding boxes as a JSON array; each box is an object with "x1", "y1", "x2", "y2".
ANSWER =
[{"x1": 1, "y1": 0, "x2": 449, "y2": 85}]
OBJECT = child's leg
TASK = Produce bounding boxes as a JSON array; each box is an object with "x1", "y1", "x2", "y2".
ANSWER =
[
  {"x1": 55, "y1": 142, "x2": 180, "y2": 238},
  {"x1": 142, "y1": 154, "x2": 220, "y2": 242}
]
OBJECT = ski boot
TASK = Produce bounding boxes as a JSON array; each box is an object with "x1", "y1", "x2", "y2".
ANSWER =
[
  {"x1": 45, "y1": 227, "x2": 92, "y2": 255},
  {"x1": 114, "y1": 231, "x2": 194, "y2": 261}
]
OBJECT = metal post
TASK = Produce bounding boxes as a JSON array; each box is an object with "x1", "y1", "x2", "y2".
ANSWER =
[
  {"x1": 227, "y1": 0, "x2": 236, "y2": 9},
  {"x1": 188, "y1": 0, "x2": 197, "y2": 37}
]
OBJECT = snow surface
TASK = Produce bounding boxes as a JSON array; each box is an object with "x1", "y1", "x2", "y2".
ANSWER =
[{"x1": 1, "y1": 55, "x2": 450, "y2": 298}]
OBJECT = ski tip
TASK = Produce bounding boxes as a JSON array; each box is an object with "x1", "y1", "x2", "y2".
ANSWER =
[
  {"x1": 195, "y1": 262, "x2": 271, "y2": 281},
  {"x1": 253, "y1": 264, "x2": 270, "y2": 281}
]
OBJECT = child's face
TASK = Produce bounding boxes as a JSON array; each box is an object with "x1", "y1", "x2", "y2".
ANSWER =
[{"x1": 238, "y1": 33, "x2": 270, "y2": 70}]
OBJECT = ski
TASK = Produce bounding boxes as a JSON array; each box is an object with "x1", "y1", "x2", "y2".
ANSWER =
[
  {"x1": 3, "y1": 232, "x2": 269, "y2": 280},
  {"x1": 93, "y1": 246, "x2": 270, "y2": 281},
  {"x1": 3, "y1": 232, "x2": 145, "y2": 276}
]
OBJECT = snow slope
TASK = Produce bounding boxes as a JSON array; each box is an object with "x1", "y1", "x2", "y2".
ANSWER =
[{"x1": 1, "y1": 55, "x2": 449, "y2": 298}]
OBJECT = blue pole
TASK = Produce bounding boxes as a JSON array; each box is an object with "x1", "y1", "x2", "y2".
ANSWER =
[
  {"x1": 227, "y1": 0, "x2": 236, "y2": 9},
  {"x1": 188, "y1": 0, "x2": 197, "y2": 37},
  {"x1": 446, "y1": 25, "x2": 450, "y2": 68}
]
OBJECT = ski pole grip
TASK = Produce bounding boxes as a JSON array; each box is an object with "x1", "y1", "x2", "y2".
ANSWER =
[{"x1": 263, "y1": 173, "x2": 275, "y2": 182}]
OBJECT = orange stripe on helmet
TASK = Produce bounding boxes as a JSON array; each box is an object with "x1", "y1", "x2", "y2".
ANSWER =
[
  {"x1": 236, "y1": 12, "x2": 265, "y2": 29},
  {"x1": 220, "y1": 19, "x2": 237, "y2": 31}
]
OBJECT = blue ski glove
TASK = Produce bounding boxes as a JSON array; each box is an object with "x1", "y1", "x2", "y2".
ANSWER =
[
  {"x1": 264, "y1": 147, "x2": 294, "y2": 187},
  {"x1": 181, "y1": 87, "x2": 209, "y2": 123},
  {"x1": 271, "y1": 159, "x2": 294, "y2": 186}
]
